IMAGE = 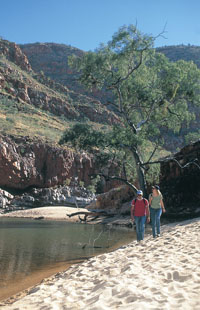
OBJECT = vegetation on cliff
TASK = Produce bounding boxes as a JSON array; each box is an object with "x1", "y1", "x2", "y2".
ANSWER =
[
  {"x1": 61, "y1": 25, "x2": 200, "y2": 195},
  {"x1": 1, "y1": 33, "x2": 200, "y2": 195},
  {"x1": 157, "y1": 44, "x2": 200, "y2": 68}
]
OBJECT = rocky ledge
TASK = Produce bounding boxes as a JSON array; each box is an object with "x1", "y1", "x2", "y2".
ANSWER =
[{"x1": 0, "y1": 186, "x2": 95, "y2": 213}]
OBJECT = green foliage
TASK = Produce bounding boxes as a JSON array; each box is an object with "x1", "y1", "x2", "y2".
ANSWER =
[
  {"x1": 68, "y1": 24, "x2": 200, "y2": 192},
  {"x1": 63, "y1": 178, "x2": 71, "y2": 186},
  {"x1": 145, "y1": 164, "x2": 160, "y2": 185},
  {"x1": 79, "y1": 181, "x2": 85, "y2": 188},
  {"x1": 59, "y1": 123, "x2": 109, "y2": 151},
  {"x1": 87, "y1": 175, "x2": 103, "y2": 194},
  {"x1": 0, "y1": 95, "x2": 71, "y2": 142},
  {"x1": 185, "y1": 131, "x2": 200, "y2": 144}
]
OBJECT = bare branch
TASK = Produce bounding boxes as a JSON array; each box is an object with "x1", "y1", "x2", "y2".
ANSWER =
[
  {"x1": 93, "y1": 230, "x2": 103, "y2": 248},
  {"x1": 98, "y1": 173, "x2": 137, "y2": 192},
  {"x1": 110, "y1": 49, "x2": 146, "y2": 88},
  {"x1": 147, "y1": 143, "x2": 159, "y2": 163},
  {"x1": 120, "y1": 50, "x2": 144, "y2": 82},
  {"x1": 154, "y1": 22, "x2": 168, "y2": 40},
  {"x1": 169, "y1": 158, "x2": 200, "y2": 169},
  {"x1": 141, "y1": 157, "x2": 200, "y2": 170}
]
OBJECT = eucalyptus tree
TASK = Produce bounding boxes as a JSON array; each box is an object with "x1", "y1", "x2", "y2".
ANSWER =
[{"x1": 67, "y1": 25, "x2": 200, "y2": 196}]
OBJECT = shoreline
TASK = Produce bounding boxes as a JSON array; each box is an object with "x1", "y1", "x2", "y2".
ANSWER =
[
  {"x1": 0, "y1": 260, "x2": 83, "y2": 303},
  {"x1": 0, "y1": 212, "x2": 199, "y2": 309},
  {"x1": 0, "y1": 206, "x2": 90, "y2": 222},
  {"x1": 0, "y1": 206, "x2": 135, "y2": 304},
  {"x1": 0, "y1": 232, "x2": 136, "y2": 303},
  {"x1": 0, "y1": 206, "x2": 129, "y2": 225}
]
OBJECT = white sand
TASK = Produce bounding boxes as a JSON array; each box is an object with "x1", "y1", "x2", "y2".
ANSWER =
[
  {"x1": 0, "y1": 206, "x2": 90, "y2": 222},
  {"x1": 1, "y1": 215, "x2": 200, "y2": 310}
]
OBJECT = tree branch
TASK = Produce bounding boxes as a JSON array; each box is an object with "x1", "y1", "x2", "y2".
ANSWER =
[
  {"x1": 147, "y1": 143, "x2": 159, "y2": 163},
  {"x1": 108, "y1": 49, "x2": 146, "y2": 89},
  {"x1": 168, "y1": 158, "x2": 200, "y2": 169},
  {"x1": 89, "y1": 173, "x2": 137, "y2": 193},
  {"x1": 141, "y1": 157, "x2": 200, "y2": 169},
  {"x1": 167, "y1": 106, "x2": 182, "y2": 120}
]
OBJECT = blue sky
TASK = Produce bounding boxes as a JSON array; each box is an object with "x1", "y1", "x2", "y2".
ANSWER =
[{"x1": 1, "y1": 0, "x2": 200, "y2": 51}]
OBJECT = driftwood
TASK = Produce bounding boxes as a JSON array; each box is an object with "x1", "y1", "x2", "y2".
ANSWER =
[
  {"x1": 34, "y1": 216, "x2": 45, "y2": 220},
  {"x1": 66, "y1": 211, "x2": 114, "y2": 222}
]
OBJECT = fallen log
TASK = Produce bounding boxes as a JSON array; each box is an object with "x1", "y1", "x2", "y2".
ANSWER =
[
  {"x1": 67, "y1": 211, "x2": 108, "y2": 217},
  {"x1": 67, "y1": 211, "x2": 114, "y2": 222}
]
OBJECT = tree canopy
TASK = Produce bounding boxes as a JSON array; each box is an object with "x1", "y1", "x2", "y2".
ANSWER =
[{"x1": 63, "y1": 25, "x2": 200, "y2": 196}]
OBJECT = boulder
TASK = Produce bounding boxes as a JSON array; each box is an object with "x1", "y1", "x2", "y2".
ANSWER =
[
  {"x1": 0, "y1": 188, "x2": 13, "y2": 212},
  {"x1": 87, "y1": 185, "x2": 134, "y2": 214}
]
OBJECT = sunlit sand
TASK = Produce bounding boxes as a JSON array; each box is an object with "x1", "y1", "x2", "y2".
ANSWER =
[{"x1": 1, "y1": 208, "x2": 199, "y2": 310}]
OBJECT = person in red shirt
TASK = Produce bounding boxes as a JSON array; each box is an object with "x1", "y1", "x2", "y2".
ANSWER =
[{"x1": 131, "y1": 190, "x2": 150, "y2": 242}]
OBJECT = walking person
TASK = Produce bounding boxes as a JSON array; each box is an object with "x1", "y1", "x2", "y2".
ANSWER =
[
  {"x1": 149, "y1": 185, "x2": 166, "y2": 238},
  {"x1": 131, "y1": 190, "x2": 150, "y2": 242}
]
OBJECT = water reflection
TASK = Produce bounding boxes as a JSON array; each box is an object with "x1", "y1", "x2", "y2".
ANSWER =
[{"x1": 0, "y1": 218, "x2": 135, "y2": 290}]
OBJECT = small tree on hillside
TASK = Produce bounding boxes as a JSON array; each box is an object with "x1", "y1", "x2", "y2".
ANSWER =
[{"x1": 64, "y1": 25, "x2": 200, "y2": 197}]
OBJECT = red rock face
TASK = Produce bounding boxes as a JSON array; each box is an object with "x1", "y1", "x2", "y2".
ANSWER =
[
  {"x1": 20, "y1": 43, "x2": 116, "y2": 113},
  {"x1": 0, "y1": 39, "x2": 119, "y2": 125},
  {"x1": 0, "y1": 135, "x2": 95, "y2": 190},
  {"x1": 160, "y1": 140, "x2": 200, "y2": 218},
  {"x1": 0, "y1": 39, "x2": 31, "y2": 72},
  {"x1": 0, "y1": 135, "x2": 122, "y2": 192}
]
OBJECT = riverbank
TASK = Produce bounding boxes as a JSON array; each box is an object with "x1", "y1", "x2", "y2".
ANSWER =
[
  {"x1": 0, "y1": 206, "x2": 89, "y2": 222},
  {"x1": 1, "y1": 215, "x2": 199, "y2": 309},
  {"x1": 0, "y1": 206, "x2": 131, "y2": 225}
]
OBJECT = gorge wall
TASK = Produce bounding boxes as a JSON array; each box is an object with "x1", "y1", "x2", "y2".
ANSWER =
[
  {"x1": 0, "y1": 134, "x2": 95, "y2": 191},
  {"x1": 0, "y1": 134, "x2": 122, "y2": 194},
  {"x1": 0, "y1": 134, "x2": 199, "y2": 218},
  {"x1": 0, "y1": 39, "x2": 119, "y2": 126},
  {"x1": 160, "y1": 140, "x2": 200, "y2": 219}
]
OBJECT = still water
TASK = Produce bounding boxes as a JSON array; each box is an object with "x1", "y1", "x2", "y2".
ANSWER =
[{"x1": 0, "y1": 218, "x2": 135, "y2": 300}]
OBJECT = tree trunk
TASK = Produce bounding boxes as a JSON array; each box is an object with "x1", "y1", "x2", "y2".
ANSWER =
[{"x1": 132, "y1": 148, "x2": 148, "y2": 198}]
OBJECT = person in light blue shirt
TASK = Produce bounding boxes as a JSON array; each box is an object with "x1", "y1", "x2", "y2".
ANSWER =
[{"x1": 149, "y1": 185, "x2": 166, "y2": 238}]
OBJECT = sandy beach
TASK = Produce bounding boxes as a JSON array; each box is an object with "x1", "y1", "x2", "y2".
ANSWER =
[
  {"x1": 0, "y1": 206, "x2": 91, "y2": 222},
  {"x1": 0, "y1": 207, "x2": 199, "y2": 310}
]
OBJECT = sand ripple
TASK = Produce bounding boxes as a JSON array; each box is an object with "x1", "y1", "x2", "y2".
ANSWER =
[{"x1": 1, "y1": 218, "x2": 200, "y2": 310}]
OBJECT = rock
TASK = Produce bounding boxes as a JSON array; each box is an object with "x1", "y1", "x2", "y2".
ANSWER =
[
  {"x1": 0, "y1": 189, "x2": 13, "y2": 212},
  {"x1": 160, "y1": 140, "x2": 200, "y2": 219},
  {"x1": 5, "y1": 186, "x2": 96, "y2": 211},
  {"x1": 0, "y1": 134, "x2": 94, "y2": 189},
  {"x1": 87, "y1": 185, "x2": 134, "y2": 214},
  {"x1": 0, "y1": 134, "x2": 123, "y2": 193},
  {"x1": 0, "y1": 39, "x2": 119, "y2": 125},
  {"x1": 0, "y1": 39, "x2": 32, "y2": 72}
]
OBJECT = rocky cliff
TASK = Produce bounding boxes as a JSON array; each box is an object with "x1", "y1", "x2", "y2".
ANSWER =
[
  {"x1": 0, "y1": 134, "x2": 123, "y2": 192},
  {"x1": 0, "y1": 134, "x2": 95, "y2": 190},
  {"x1": 160, "y1": 140, "x2": 200, "y2": 218},
  {"x1": 0, "y1": 134, "x2": 125, "y2": 211},
  {"x1": 0, "y1": 39, "x2": 119, "y2": 126},
  {"x1": 1, "y1": 134, "x2": 199, "y2": 218},
  {"x1": 0, "y1": 39, "x2": 31, "y2": 72},
  {"x1": 20, "y1": 42, "x2": 109, "y2": 104}
]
